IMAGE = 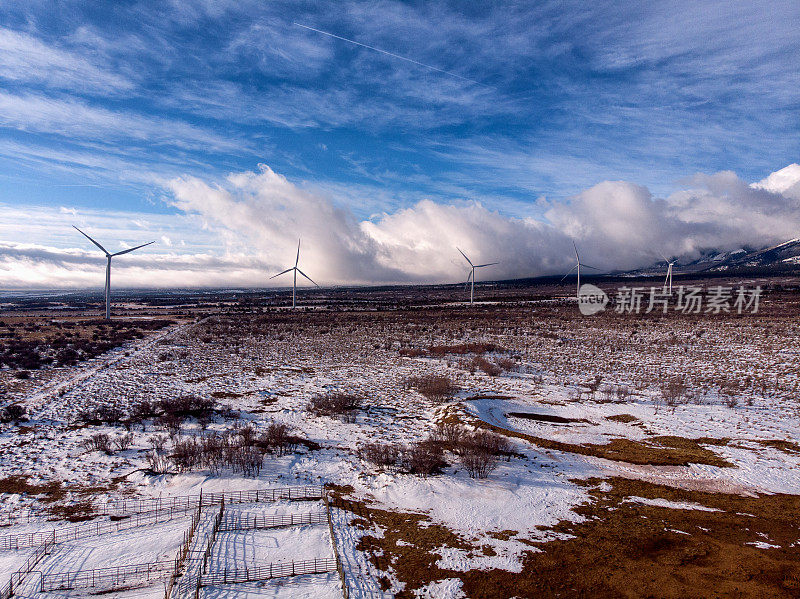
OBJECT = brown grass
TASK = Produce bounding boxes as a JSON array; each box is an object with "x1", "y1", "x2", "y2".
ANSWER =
[
  {"x1": 470, "y1": 413, "x2": 732, "y2": 467},
  {"x1": 336, "y1": 477, "x2": 800, "y2": 598}
]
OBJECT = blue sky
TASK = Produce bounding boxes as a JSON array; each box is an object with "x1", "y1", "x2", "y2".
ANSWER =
[{"x1": 1, "y1": 1, "x2": 799, "y2": 288}]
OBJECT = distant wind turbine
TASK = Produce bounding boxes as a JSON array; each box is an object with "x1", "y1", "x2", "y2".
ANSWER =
[
  {"x1": 458, "y1": 248, "x2": 498, "y2": 305},
  {"x1": 73, "y1": 226, "x2": 155, "y2": 319},
  {"x1": 560, "y1": 241, "x2": 601, "y2": 297},
  {"x1": 661, "y1": 253, "x2": 677, "y2": 294},
  {"x1": 270, "y1": 239, "x2": 320, "y2": 309}
]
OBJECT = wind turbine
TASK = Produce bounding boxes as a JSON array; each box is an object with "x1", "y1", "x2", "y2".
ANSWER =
[
  {"x1": 270, "y1": 239, "x2": 320, "y2": 308},
  {"x1": 661, "y1": 253, "x2": 677, "y2": 294},
  {"x1": 73, "y1": 226, "x2": 155, "y2": 319},
  {"x1": 457, "y1": 248, "x2": 498, "y2": 305},
  {"x1": 561, "y1": 241, "x2": 600, "y2": 297}
]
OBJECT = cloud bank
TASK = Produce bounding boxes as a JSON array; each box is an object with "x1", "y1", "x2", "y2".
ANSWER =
[{"x1": 1, "y1": 163, "x2": 799, "y2": 290}]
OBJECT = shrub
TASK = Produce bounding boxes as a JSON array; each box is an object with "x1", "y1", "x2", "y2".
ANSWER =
[
  {"x1": 307, "y1": 393, "x2": 361, "y2": 422},
  {"x1": 406, "y1": 375, "x2": 457, "y2": 402},
  {"x1": 14, "y1": 370, "x2": 30, "y2": 380},
  {"x1": 159, "y1": 395, "x2": 216, "y2": 420},
  {"x1": 457, "y1": 431, "x2": 511, "y2": 479},
  {"x1": 360, "y1": 442, "x2": 401, "y2": 470},
  {"x1": 402, "y1": 440, "x2": 446, "y2": 476},
  {"x1": 0, "y1": 404, "x2": 26, "y2": 423},
  {"x1": 113, "y1": 433, "x2": 134, "y2": 451},
  {"x1": 259, "y1": 422, "x2": 293, "y2": 455},
  {"x1": 83, "y1": 433, "x2": 112, "y2": 454},
  {"x1": 472, "y1": 356, "x2": 502, "y2": 377}
]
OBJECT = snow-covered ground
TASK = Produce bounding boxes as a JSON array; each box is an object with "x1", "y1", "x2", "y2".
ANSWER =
[{"x1": 0, "y1": 299, "x2": 798, "y2": 597}]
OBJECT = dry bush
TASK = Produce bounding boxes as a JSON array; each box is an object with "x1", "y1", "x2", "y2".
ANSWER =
[
  {"x1": 457, "y1": 431, "x2": 511, "y2": 479},
  {"x1": 0, "y1": 404, "x2": 26, "y2": 423},
  {"x1": 259, "y1": 421, "x2": 295, "y2": 456},
  {"x1": 432, "y1": 420, "x2": 463, "y2": 447},
  {"x1": 113, "y1": 433, "x2": 134, "y2": 451},
  {"x1": 359, "y1": 442, "x2": 401, "y2": 470},
  {"x1": 159, "y1": 395, "x2": 216, "y2": 420},
  {"x1": 660, "y1": 378, "x2": 689, "y2": 408},
  {"x1": 148, "y1": 434, "x2": 168, "y2": 452},
  {"x1": 402, "y1": 440, "x2": 446, "y2": 477},
  {"x1": 472, "y1": 356, "x2": 503, "y2": 377},
  {"x1": 428, "y1": 342, "x2": 502, "y2": 356},
  {"x1": 307, "y1": 392, "x2": 361, "y2": 422},
  {"x1": 406, "y1": 375, "x2": 457, "y2": 402},
  {"x1": 83, "y1": 433, "x2": 112, "y2": 454},
  {"x1": 495, "y1": 356, "x2": 517, "y2": 372}
]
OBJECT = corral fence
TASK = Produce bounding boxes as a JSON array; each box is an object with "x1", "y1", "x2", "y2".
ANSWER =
[
  {"x1": 102, "y1": 484, "x2": 324, "y2": 516},
  {"x1": 163, "y1": 505, "x2": 202, "y2": 599},
  {"x1": 0, "y1": 530, "x2": 56, "y2": 598},
  {"x1": 40, "y1": 560, "x2": 174, "y2": 591},
  {"x1": 0, "y1": 506, "x2": 191, "y2": 552},
  {"x1": 0, "y1": 485, "x2": 324, "y2": 552},
  {"x1": 219, "y1": 510, "x2": 327, "y2": 531},
  {"x1": 199, "y1": 557, "x2": 337, "y2": 586}
]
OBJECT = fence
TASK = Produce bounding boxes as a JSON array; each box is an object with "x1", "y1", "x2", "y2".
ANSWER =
[
  {"x1": 193, "y1": 502, "x2": 225, "y2": 599},
  {"x1": 219, "y1": 510, "x2": 327, "y2": 532},
  {"x1": 40, "y1": 560, "x2": 174, "y2": 591},
  {"x1": 0, "y1": 506, "x2": 192, "y2": 551},
  {"x1": 163, "y1": 505, "x2": 202, "y2": 599},
  {"x1": 324, "y1": 493, "x2": 349, "y2": 599},
  {"x1": 0, "y1": 485, "x2": 325, "y2": 552},
  {"x1": 1, "y1": 530, "x2": 56, "y2": 597},
  {"x1": 199, "y1": 557, "x2": 337, "y2": 586},
  {"x1": 102, "y1": 485, "x2": 324, "y2": 516}
]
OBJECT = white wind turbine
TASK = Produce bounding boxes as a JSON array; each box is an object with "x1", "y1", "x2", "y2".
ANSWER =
[
  {"x1": 73, "y1": 226, "x2": 155, "y2": 319},
  {"x1": 457, "y1": 248, "x2": 498, "y2": 305},
  {"x1": 560, "y1": 241, "x2": 600, "y2": 296},
  {"x1": 661, "y1": 253, "x2": 677, "y2": 294},
  {"x1": 270, "y1": 239, "x2": 320, "y2": 308}
]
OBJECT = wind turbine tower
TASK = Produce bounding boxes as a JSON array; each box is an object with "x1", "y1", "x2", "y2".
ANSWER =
[
  {"x1": 561, "y1": 241, "x2": 601, "y2": 296},
  {"x1": 73, "y1": 226, "x2": 155, "y2": 319},
  {"x1": 662, "y1": 254, "x2": 676, "y2": 294},
  {"x1": 270, "y1": 239, "x2": 320, "y2": 308},
  {"x1": 457, "y1": 248, "x2": 498, "y2": 305}
]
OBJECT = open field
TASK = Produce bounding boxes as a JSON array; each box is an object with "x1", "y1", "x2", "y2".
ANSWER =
[{"x1": 0, "y1": 275, "x2": 798, "y2": 598}]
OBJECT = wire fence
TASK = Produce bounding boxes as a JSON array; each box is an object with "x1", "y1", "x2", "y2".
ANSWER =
[
  {"x1": 164, "y1": 505, "x2": 202, "y2": 599},
  {"x1": 0, "y1": 506, "x2": 192, "y2": 551},
  {"x1": 219, "y1": 510, "x2": 327, "y2": 531},
  {"x1": 0, "y1": 485, "x2": 324, "y2": 552},
  {"x1": 40, "y1": 560, "x2": 174, "y2": 591},
  {"x1": 200, "y1": 557, "x2": 337, "y2": 586},
  {"x1": 103, "y1": 485, "x2": 324, "y2": 516}
]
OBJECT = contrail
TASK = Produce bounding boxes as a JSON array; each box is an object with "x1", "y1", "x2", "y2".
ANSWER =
[{"x1": 293, "y1": 22, "x2": 484, "y2": 86}]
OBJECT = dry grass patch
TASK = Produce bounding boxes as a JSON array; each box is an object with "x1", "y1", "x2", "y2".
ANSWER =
[
  {"x1": 336, "y1": 478, "x2": 800, "y2": 598},
  {"x1": 469, "y1": 412, "x2": 732, "y2": 467}
]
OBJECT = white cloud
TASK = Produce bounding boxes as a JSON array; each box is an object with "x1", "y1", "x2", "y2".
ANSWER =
[
  {"x1": 4, "y1": 163, "x2": 800, "y2": 289},
  {"x1": 0, "y1": 28, "x2": 133, "y2": 94}
]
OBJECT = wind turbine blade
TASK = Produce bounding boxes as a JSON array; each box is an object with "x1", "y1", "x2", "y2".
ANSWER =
[
  {"x1": 581, "y1": 264, "x2": 603, "y2": 271},
  {"x1": 270, "y1": 267, "x2": 294, "y2": 279},
  {"x1": 475, "y1": 262, "x2": 498, "y2": 268},
  {"x1": 572, "y1": 240, "x2": 579, "y2": 263},
  {"x1": 659, "y1": 252, "x2": 669, "y2": 263},
  {"x1": 456, "y1": 247, "x2": 473, "y2": 266},
  {"x1": 73, "y1": 225, "x2": 109, "y2": 255},
  {"x1": 112, "y1": 241, "x2": 155, "y2": 256},
  {"x1": 560, "y1": 264, "x2": 578, "y2": 282},
  {"x1": 296, "y1": 268, "x2": 320, "y2": 288},
  {"x1": 295, "y1": 239, "x2": 301, "y2": 268}
]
